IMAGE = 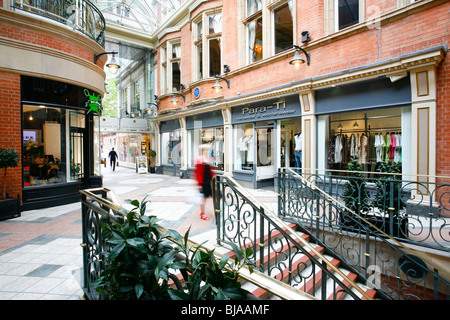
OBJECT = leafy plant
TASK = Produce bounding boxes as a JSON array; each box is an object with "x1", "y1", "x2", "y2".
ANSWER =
[
  {"x1": 148, "y1": 149, "x2": 157, "y2": 167},
  {"x1": 168, "y1": 230, "x2": 255, "y2": 300},
  {"x1": 374, "y1": 161, "x2": 405, "y2": 216},
  {"x1": 0, "y1": 148, "x2": 20, "y2": 200},
  {"x1": 93, "y1": 197, "x2": 255, "y2": 300},
  {"x1": 93, "y1": 197, "x2": 180, "y2": 299},
  {"x1": 341, "y1": 157, "x2": 370, "y2": 214}
]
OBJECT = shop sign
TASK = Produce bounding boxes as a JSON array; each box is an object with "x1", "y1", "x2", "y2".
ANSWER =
[
  {"x1": 232, "y1": 95, "x2": 300, "y2": 124},
  {"x1": 84, "y1": 89, "x2": 103, "y2": 115}
]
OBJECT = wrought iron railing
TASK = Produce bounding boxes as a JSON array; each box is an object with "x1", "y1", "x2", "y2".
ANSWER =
[
  {"x1": 80, "y1": 187, "x2": 315, "y2": 300},
  {"x1": 12, "y1": 0, "x2": 105, "y2": 47},
  {"x1": 278, "y1": 168, "x2": 450, "y2": 300},
  {"x1": 212, "y1": 174, "x2": 379, "y2": 300}
]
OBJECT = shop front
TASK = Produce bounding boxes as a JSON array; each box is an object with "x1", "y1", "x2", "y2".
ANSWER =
[
  {"x1": 231, "y1": 94, "x2": 301, "y2": 188},
  {"x1": 315, "y1": 76, "x2": 412, "y2": 176},
  {"x1": 159, "y1": 119, "x2": 182, "y2": 176},
  {"x1": 21, "y1": 76, "x2": 102, "y2": 210},
  {"x1": 186, "y1": 110, "x2": 224, "y2": 175}
]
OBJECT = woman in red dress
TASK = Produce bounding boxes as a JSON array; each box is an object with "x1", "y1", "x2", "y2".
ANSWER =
[{"x1": 194, "y1": 145, "x2": 215, "y2": 220}]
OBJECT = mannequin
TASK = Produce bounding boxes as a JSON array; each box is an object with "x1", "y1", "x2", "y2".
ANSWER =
[{"x1": 294, "y1": 132, "x2": 302, "y2": 173}]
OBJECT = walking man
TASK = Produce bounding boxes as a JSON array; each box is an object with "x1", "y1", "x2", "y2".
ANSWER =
[{"x1": 108, "y1": 147, "x2": 118, "y2": 171}]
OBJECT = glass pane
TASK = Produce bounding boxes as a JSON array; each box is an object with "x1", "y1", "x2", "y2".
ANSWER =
[
  {"x1": 338, "y1": 0, "x2": 359, "y2": 30},
  {"x1": 172, "y1": 61, "x2": 181, "y2": 91},
  {"x1": 189, "y1": 127, "x2": 224, "y2": 170},
  {"x1": 247, "y1": 0, "x2": 262, "y2": 16},
  {"x1": 161, "y1": 131, "x2": 182, "y2": 165},
  {"x1": 257, "y1": 127, "x2": 273, "y2": 167},
  {"x1": 70, "y1": 130, "x2": 84, "y2": 180},
  {"x1": 274, "y1": 3, "x2": 293, "y2": 54},
  {"x1": 248, "y1": 16, "x2": 263, "y2": 64},
  {"x1": 22, "y1": 105, "x2": 67, "y2": 186},
  {"x1": 208, "y1": 13, "x2": 222, "y2": 34},
  {"x1": 209, "y1": 38, "x2": 221, "y2": 77},
  {"x1": 197, "y1": 20, "x2": 203, "y2": 39},
  {"x1": 197, "y1": 43, "x2": 203, "y2": 80},
  {"x1": 234, "y1": 123, "x2": 254, "y2": 171},
  {"x1": 172, "y1": 43, "x2": 181, "y2": 58}
]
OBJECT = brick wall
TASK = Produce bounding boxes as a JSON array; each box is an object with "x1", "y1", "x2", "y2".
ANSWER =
[
  {"x1": 436, "y1": 56, "x2": 450, "y2": 178},
  {"x1": 0, "y1": 21, "x2": 93, "y2": 63},
  {"x1": 0, "y1": 71, "x2": 22, "y2": 201}
]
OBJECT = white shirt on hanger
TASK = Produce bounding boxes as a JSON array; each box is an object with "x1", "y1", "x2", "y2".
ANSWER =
[{"x1": 294, "y1": 133, "x2": 302, "y2": 151}]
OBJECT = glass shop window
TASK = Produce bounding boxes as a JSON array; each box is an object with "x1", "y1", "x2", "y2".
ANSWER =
[
  {"x1": 234, "y1": 123, "x2": 255, "y2": 171},
  {"x1": 22, "y1": 105, "x2": 70, "y2": 187},
  {"x1": 188, "y1": 127, "x2": 224, "y2": 171},
  {"x1": 161, "y1": 130, "x2": 182, "y2": 166},
  {"x1": 327, "y1": 108, "x2": 405, "y2": 175}
]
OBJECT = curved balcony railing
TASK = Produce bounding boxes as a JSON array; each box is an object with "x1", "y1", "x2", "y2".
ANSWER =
[{"x1": 12, "y1": 0, "x2": 105, "y2": 47}]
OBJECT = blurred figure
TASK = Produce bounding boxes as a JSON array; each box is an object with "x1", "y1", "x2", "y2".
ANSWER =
[
  {"x1": 108, "y1": 147, "x2": 118, "y2": 171},
  {"x1": 194, "y1": 144, "x2": 215, "y2": 220}
]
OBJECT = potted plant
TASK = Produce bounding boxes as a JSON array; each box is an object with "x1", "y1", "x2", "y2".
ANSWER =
[
  {"x1": 374, "y1": 161, "x2": 408, "y2": 238},
  {"x1": 148, "y1": 149, "x2": 157, "y2": 173},
  {"x1": 0, "y1": 147, "x2": 21, "y2": 221},
  {"x1": 340, "y1": 157, "x2": 371, "y2": 230}
]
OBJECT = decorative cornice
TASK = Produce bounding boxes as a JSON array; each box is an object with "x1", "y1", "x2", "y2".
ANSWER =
[{"x1": 154, "y1": 46, "x2": 446, "y2": 122}]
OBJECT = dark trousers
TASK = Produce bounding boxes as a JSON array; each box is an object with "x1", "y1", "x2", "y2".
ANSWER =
[{"x1": 110, "y1": 159, "x2": 116, "y2": 171}]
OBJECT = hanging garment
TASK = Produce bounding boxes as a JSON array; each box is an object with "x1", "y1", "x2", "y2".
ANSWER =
[
  {"x1": 389, "y1": 133, "x2": 396, "y2": 161},
  {"x1": 374, "y1": 134, "x2": 383, "y2": 162},
  {"x1": 359, "y1": 134, "x2": 368, "y2": 164},
  {"x1": 328, "y1": 134, "x2": 335, "y2": 165},
  {"x1": 394, "y1": 134, "x2": 402, "y2": 163},
  {"x1": 247, "y1": 135, "x2": 255, "y2": 162},
  {"x1": 334, "y1": 135, "x2": 343, "y2": 164},
  {"x1": 383, "y1": 133, "x2": 391, "y2": 162}
]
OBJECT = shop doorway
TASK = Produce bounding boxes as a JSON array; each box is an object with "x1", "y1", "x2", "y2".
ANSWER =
[
  {"x1": 280, "y1": 118, "x2": 302, "y2": 169},
  {"x1": 69, "y1": 111, "x2": 86, "y2": 181},
  {"x1": 255, "y1": 122, "x2": 275, "y2": 182}
]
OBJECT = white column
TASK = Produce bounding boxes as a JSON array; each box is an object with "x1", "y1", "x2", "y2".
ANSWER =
[{"x1": 299, "y1": 90, "x2": 316, "y2": 175}]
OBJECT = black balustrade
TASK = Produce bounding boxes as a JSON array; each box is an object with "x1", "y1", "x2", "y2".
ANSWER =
[{"x1": 278, "y1": 168, "x2": 450, "y2": 300}]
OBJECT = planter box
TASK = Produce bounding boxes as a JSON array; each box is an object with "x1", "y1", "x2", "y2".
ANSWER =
[{"x1": 0, "y1": 197, "x2": 21, "y2": 221}]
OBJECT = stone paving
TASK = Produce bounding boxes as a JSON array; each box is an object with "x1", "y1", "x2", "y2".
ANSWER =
[{"x1": 0, "y1": 166, "x2": 277, "y2": 300}]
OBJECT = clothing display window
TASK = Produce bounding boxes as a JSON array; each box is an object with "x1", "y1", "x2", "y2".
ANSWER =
[
  {"x1": 117, "y1": 133, "x2": 150, "y2": 166},
  {"x1": 280, "y1": 118, "x2": 301, "y2": 170},
  {"x1": 327, "y1": 108, "x2": 405, "y2": 175},
  {"x1": 161, "y1": 130, "x2": 181, "y2": 165},
  {"x1": 188, "y1": 127, "x2": 224, "y2": 171},
  {"x1": 234, "y1": 123, "x2": 255, "y2": 171}
]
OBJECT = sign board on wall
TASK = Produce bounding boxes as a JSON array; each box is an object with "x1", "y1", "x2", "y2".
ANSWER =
[{"x1": 231, "y1": 95, "x2": 300, "y2": 124}]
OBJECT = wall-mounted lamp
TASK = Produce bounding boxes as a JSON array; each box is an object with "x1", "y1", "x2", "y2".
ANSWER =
[
  {"x1": 212, "y1": 75, "x2": 230, "y2": 92},
  {"x1": 171, "y1": 92, "x2": 186, "y2": 105},
  {"x1": 289, "y1": 45, "x2": 310, "y2": 67},
  {"x1": 148, "y1": 102, "x2": 159, "y2": 110},
  {"x1": 337, "y1": 123, "x2": 343, "y2": 130},
  {"x1": 353, "y1": 121, "x2": 359, "y2": 128},
  {"x1": 94, "y1": 51, "x2": 121, "y2": 75}
]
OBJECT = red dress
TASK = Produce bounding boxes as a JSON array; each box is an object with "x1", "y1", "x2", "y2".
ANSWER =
[{"x1": 195, "y1": 160, "x2": 214, "y2": 198}]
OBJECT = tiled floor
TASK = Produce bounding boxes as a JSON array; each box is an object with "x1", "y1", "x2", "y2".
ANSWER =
[{"x1": 0, "y1": 166, "x2": 277, "y2": 300}]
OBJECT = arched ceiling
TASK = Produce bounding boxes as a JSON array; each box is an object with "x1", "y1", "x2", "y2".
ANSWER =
[{"x1": 94, "y1": 0, "x2": 183, "y2": 34}]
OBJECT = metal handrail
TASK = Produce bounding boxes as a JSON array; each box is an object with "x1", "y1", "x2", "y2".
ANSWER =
[
  {"x1": 282, "y1": 167, "x2": 450, "y2": 252},
  {"x1": 280, "y1": 168, "x2": 450, "y2": 279},
  {"x1": 11, "y1": 0, "x2": 106, "y2": 47},
  {"x1": 279, "y1": 168, "x2": 450, "y2": 300},
  {"x1": 212, "y1": 174, "x2": 374, "y2": 300},
  {"x1": 79, "y1": 188, "x2": 315, "y2": 300}
]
